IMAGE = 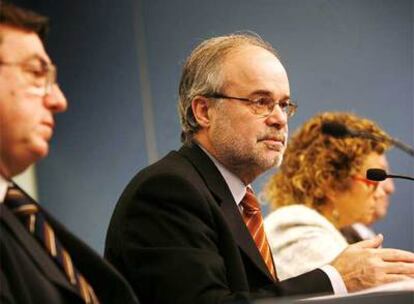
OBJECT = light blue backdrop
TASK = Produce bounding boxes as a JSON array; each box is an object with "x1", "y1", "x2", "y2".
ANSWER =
[{"x1": 26, "y1": 0, "x2": 413, "y2": 253}]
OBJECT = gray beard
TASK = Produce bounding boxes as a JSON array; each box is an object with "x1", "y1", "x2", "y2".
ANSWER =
[{"x1": 212, "y1": 139, "x2": 285, "y2": 184}]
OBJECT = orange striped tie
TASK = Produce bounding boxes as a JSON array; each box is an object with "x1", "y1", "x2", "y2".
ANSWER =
[
  {"x1": 240, "y1": 188, "x2": 277, "y2": 281},
  {"x1": 4, "y1": 186, "x2": 100, "y2": 304}
]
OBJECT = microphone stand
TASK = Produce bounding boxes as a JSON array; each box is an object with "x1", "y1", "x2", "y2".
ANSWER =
[
  {"x1": 386, "y1": 174, "x2": 414, "y2": 181},
  {"x1": 349, "y1": 130, "x2": 414, "y2": 157}
]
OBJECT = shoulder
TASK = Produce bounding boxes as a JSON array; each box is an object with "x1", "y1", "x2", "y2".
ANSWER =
[
  {"x1": 265, "y1": 204, "x2": 330, "y2": 229},
  {"x1": 124, "y1": 150, "x2": 208, "y2": 203},
  {"x1": 264, "y1": 205, "x2": 348, "y2": 280},
  {"x1": 115, "y1": 151, "x2": 197, "y2": 205},
  {"x1": 264, "y1": 204, "x2": 347, "y2": 248},
  {"x1": 127, "y1": 149, "x2": 206, "y2": 192},
  {"x1": 108, "y1": 149, "x2": 218, "y2": 235}
]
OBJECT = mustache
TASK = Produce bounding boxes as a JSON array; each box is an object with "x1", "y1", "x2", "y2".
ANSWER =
[{"x1": 257, "y1": 132, "x2": 287, "y2": 144}]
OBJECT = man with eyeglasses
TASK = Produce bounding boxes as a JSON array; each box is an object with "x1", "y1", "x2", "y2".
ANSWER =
[
  {"x1": 105, "y1": 34, "x2": 414, "y2": 303},
  {"x1": 0, "y1": 2, "x2": 139, "y2": 303}
]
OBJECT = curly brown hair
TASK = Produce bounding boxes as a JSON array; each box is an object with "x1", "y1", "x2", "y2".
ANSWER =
[{"x1": 265, "y1": 112, "x2": 391, "y2": 211}]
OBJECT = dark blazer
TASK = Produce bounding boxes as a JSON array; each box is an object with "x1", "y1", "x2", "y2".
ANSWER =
[
  {"x1": 105, "y1": 144, "x2": 333, "y2": 304},
  {"x1": 0, "y1": 191, "x2": 139, "y2": 304}
]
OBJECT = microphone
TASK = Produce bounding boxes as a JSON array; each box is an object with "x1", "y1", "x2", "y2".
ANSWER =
[
  {"x1": 321, "y1": 121, "x2": 350, "y2": 138},
  {"x1": 366, "y1": 168, "x2": 414, "y2": 181},
  {"x1": 321, "y1": 121, "x2": 414, "y2": 157}
]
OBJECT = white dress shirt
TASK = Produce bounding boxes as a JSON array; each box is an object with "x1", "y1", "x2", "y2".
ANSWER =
[{"x1": 198, "y1": 144, "x2": 347, "y2": 295}]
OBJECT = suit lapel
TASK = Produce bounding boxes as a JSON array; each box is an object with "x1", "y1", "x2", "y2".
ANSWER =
[
  {"x1": 0, "y1": 204, "x2": 80, "y2": 296},
  {"x1": 43, "y1": 199, "x2": 138, "y2": 303},
  {"x1": 178, "y1": 144, "x2": 274, "y2": 281},
  {"x1": 3, "y1": 184, "x2": 137, "y2": 303}
]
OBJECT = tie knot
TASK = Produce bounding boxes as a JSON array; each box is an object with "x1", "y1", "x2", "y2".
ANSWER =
[
  {"x1": 5, "y1": 186, "x2": 38, "y2": 215},
  {"x1": 240, "y1": 188, "x2": 260, "y2": 213}
]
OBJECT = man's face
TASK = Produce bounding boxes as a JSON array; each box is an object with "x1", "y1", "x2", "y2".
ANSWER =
[
  {"x1": 0, "y1": 25, "x2": 67, "y2": 177},
  {"x1": 207, "y1": 46, "x2": 290, "y2": 183}
]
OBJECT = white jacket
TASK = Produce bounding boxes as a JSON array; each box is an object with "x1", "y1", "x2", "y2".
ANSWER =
[{"x1": 264, "y1": 204, "x2": 348, "y2": 280}]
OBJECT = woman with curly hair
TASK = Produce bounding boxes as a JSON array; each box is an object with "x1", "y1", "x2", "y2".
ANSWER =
[{"x1": 263, "y1": 112, "x2": 394, "y2": 280}]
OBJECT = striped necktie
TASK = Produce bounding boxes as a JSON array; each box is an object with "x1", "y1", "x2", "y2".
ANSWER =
[
  {"x1": 240, "y1": 188, "x2": 277, "y2": 281},
  {"x1": 4, "y1": 185, "x2": 100, "y2": 304}
]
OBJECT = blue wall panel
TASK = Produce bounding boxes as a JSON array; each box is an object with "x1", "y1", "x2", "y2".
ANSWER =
[{"x1": 20, "y1": 0, "x2": 412, "y2": 253}]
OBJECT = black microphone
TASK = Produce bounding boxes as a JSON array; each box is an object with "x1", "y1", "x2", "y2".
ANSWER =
[
  {"x1": 321, "y1": 121, "x2": 350, "y2": 138},
  {"x1": 366, "y1": 168, "x2": 414, "y2": 181},
  {"x1": 321, "y1": 121, "x2": 414, "y2": 157}
]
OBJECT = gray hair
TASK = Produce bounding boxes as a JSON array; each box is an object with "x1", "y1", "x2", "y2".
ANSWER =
[{"x1": 178, "y1": 33, "x2": 280, "y2": 144}]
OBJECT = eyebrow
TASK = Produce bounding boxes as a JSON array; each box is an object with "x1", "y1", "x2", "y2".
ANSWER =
[
  {"x1": 22, "y1": 54, "x2": 51, "y2": 65},
  {"x1": 248, "y1": 89, "x2": 291, "y2": 100}
]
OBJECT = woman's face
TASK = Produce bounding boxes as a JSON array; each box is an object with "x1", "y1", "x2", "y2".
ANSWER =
[
  {"x1": 371, "y1": 155, "x2": 395, "y2": 223},
  {"x1": 333, "y1": 152, "x2": 386, "y2": 227}
]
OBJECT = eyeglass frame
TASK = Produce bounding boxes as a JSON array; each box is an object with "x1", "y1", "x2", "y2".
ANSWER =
[
  {"x1": 203, "y1": 92, "x2": 298, "y2": 118},
  {"x1": 0, "y1": 59, "x2": 57, "y2": 96},
  {"x1": 352, "y1": 175, "x2": 380, "y2": 191}
]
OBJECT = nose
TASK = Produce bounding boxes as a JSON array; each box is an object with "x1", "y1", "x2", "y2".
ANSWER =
[
  {"x1": 373, "y1": 182, "x2": 386, "y2": 200},
  {"x1": 374, "y1": 178, "x2": 394, "y2": 200},
  {"x1": 44, "y1": 84, "x2": 68, "y2": 113},
  {"x1": 383, "y1": 178, "x2": 395, "y2": 195},
  {"x1": 265, "y1": 104, "x2": 288, "y2": 129}
]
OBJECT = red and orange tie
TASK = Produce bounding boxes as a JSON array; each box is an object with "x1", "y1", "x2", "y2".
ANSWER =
[{"x1": 240, "y1": 188, "x2": 277, "y2": 281}]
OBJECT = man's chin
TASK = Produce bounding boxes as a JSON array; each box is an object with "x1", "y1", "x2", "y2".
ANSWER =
[
  {"x1": 265, "y1": 150, "x2": 284, "y2": 167},
  {"x1": 257, "y1": 154, "x2": 284, "y2": 172},
  {"x1": 30, "y1": 140, "x2": 50, "y2": 160},
  {"x1": 274, "y1": 155, "x2": 284, "y2": 167}
]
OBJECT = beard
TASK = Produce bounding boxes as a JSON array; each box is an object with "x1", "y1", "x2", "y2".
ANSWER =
[{"x1": 209, "y1": 112, "x2": 287, "y2": 183}]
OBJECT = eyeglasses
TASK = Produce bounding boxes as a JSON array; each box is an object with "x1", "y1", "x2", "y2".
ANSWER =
[
  {"x1": 204, "y1": 93, "x2": 298, "y2": 118},
  {"x1": 0, "y1": 59, "x2": 57, "y2": 96},
  {"x1": 352, "y1": 176, "x2": 379, "y2": 190}
]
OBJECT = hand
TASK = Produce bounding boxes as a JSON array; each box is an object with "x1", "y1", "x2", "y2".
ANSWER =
[{"x1": 331, "y1": 234, "x2": 414, "y2": 292}]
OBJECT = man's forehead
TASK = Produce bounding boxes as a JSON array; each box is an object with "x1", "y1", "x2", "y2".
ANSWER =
[
  {"x1": 220, "y1": 45, "x2": 289, "y2": 95},
  {"x1": 0, "y1": 25, "x2": 50, "y2": 63},
  {"x1": 224, "y1": 45, "x2": 280, "y2": 64}
]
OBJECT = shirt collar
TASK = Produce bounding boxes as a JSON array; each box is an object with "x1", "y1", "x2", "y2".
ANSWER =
[
  {"x1": 197, "y1": 144, "x2": 248, "y2": 206},
  {"x1": 0, "y1": 174, "x2": 11, "y2": 203}
]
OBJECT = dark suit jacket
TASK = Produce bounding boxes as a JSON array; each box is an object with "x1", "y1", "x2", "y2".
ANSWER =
[
  {"x1": 105, "y1": 144, "x2": 333, "y2": 304},
  {"x1": 0, "y1": 190, "x2": 139, "y2": 304}
]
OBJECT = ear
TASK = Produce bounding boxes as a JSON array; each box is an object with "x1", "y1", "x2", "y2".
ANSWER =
[{"x1": 191, "y1": 96, "x2": 212, "y2": 128}]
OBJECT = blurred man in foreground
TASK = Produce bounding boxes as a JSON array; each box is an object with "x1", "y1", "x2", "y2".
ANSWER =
[{"x1": 0, "y1": 2, "x2": 138, "y2": 303}]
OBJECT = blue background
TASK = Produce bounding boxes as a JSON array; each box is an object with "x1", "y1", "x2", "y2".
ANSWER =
[{"x1": 16, "y1": 0, "x2": 413, "y2": 253}]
